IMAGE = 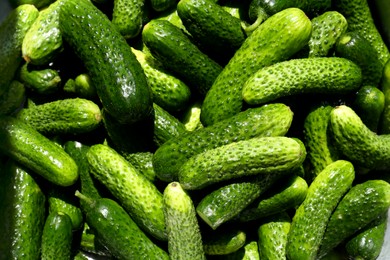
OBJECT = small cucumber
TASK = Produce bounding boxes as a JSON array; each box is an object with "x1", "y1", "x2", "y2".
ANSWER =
[
  {"x1": 41, "y1": 211, "x2": 73, "y2": 260},
  {"x1": 0, "y1": 116, "x2": 79, "y2": 186},
  {"x1": 112, "y1": 0, "x2": 145, "y2": 39},
  {"x1": 63, "y1": 73, "x2": 97, "y2": 99},
  {"x1": 16, "y1": 98, "x2": 102, "y2": 135},
  {"x1": 285, "y1": 160, "x2": 355, "y2": 260},
  {"x1": 203, "y1": 228, "x2": 246, "y2": 255},
  {"x1": 181, "y1": 100, "x2": 203, "y2": 131},
  {"x1": 223, "y1": 240, "x2": 260, "y2": 260},
  {"x1": 242, "y1": 57, "x2": 362, "y2": 106},
  {"x1": 153, "y1": 103, "x2": 293, "y2": 182},
  {"x1": 0, "y1": 80, "x2": 26, "y2": 116},
  {"x1": 317, "y1": 179, "x2": 390, "y2": 258},
  {"x1": 163, "y1": 182, "x2": 206, "y2": 260},
  {"x1": 380, "y1": 59, "x2": 390, "y2": 134},
  {"x1": 150, "y1": 0, "x2": 176, "y2": 12}
]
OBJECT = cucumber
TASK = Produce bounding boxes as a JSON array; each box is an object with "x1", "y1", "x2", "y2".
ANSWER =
[
  {"x1": 155, "y1": 7, "x2": 188, "y2": 33},
  {"x1": 59, "y1": 0, "x2": 153, "y2": 124},
  {"x1": 0, "y1": 80, "x2": 25, "y2": 116},
  {"x1": 41, "y1": 211, "x2": 73, "y2": 260},
  {"x1": 150, "y1": 0, "x2": 176, "y2": 12},
  {"x1": 257, "y1": 212, "x2": 291, "y2": 260},
  {"x1": 142, "y1": 19, "x2": 223, "y2": 96},
  {"x1": 380, "y1": 59, "x2": 390, "y2": 134},
  {"x1": 8, "y1": 0, "x2": 55, "y2": 9},
  {"x1": 200, "y1": 8, "x2": 311, "y2": 126},
  {"x1": 203, "y1": 228, "x2": 246, "y2": 255},
  {"x1": 372, "y1": 0, "x2": 390, "y2": 48},
  {"x1": 0, "y1": 4, "x2": 38, "y2": 96},
  {"x1": 329, "y1": 105, "x2": 390, "y2": 170},
  {"x1": 335, "y1": 31, "x2": 384, "y2": 86},
  {"x1": 0, "y1": 160, "x2": 46, "y2": 260},
  {"x1": 317, "y1": 179, "x2": 390, "y2": 258},
  {"x1": 178, "y1": 137, "x2": 306, "y2": 190},
  {"x1": 285, "y1": 160, "x2": 355, "y2": 260},
  {"x1": 63, "y1": 73, "x2": 97, "y2": 99},
  {"x1": 16, "y1": 98, "x2": 102, "y2": 135},
  {"x1": 76, "y1": 191, "x2": 169, "y2": 260},
  {"x1": 112, "y1": 0, "x2": 145, "y2": 39},
  {"x1": 0, "y1": 116, "x2": 79, "y2": 186},
  {"x1": 181, "y1": 100, "x2": 203, "y2": 131},
  {"x1": 153, "y1": 103, "x2": 293, "y2": 182},
  {"x1": 242, "y1": 57, "x2": 362, "y2": 106},
  {"x1": 121, "y1": 151, "x2": 157, "y2": 182},
  {"x1": 86, "y1": 144, "x2": 167, "y2": 241},
  {"x1": 163, "y1": 182, "x2": 206, "y2": 260},
  {"x1": 223, "y1": 240, "x2": 260, "y2": 260},
  {"x1": 22, "y1": 0, "x2": 62, "y2": 65}
]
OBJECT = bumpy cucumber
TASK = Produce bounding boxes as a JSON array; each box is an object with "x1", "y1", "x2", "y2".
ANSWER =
[
  {"x1": 380, "y1": 59, "x2": 390, "y2": 134},
  {"x1": 163, "y1": 182, "x2": 206, "y2": 260},
  {"x1": 200, "y1": 8, "x2": 311, "y2": 126},
  {"x1": 203, "y1": 228, "x2": 246, "y2": 255},
  {"x1": 0, "y1": 4, "x2": 38, "y2": 96},
  {"x1": 142, "y1": 19, "x2": 223, "y2": 96},
  {"x1": 242, "y1": 57, "x2": 362, "y2": 105},
  {"x1": 86, "y1": 144, "x2": 166, "y2": 241},
  {"x1": 181, "y1": 101, "x2": 203, "y2": 131},
  {"x1": 41, "y1": 211, "x2": 73, "y2": 260},
  {"x1": 0, "y1": 116, "x2": 78, "y2": 186},
  {"x1": 317, "y1": 180, "x2": 390, "y2": 258},
  {"x1": 178, "y1": 137, "x2": 306, "y2": 190},
  {"x1": 112, "y1": 0, "x2": 144, "y2": 39},
  {"x1": 286, "y1": 160, "x2": 355, "y2": 260},
  {"x1": 330, "y1": 105, "x2": 390, "y2": 170},
  {"x1": 0, "y1": 160, "x2": 46, "y2": 260},
  {"x1": 59, "y1": 0, "x2": 153, "y2": 124},
  {"x1": 17, "y1": 98, "x2": 102, "y2": 135},
  {"x1": 121, "y1": 151, "x2": 157, "y2": 182},
  {"x1": 153, "y1": 103, "x2": 293, "y2": 182},
  {"x1": 0, "y1": 80, "x2": 25, "y2": 116}
]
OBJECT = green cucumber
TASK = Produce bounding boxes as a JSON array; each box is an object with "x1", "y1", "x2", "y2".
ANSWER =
[
  {"x1": 41, "y1": 211, "x2": 73, "y2": 260},
  {"x1": 59, "y1": 0, "x2": 153, "y2": 124},
  {"x1": 142, "y1": 19, "x2": 223, "y2": 96},
  {"x1": 0, "y1": 116, "x2": 79, "y2": 186},
  {"x1": 8, "y1": 0, "x2": 55, "y2": 9},
  {"x1": 380, "y1": 58, "x2": 390, "y2": 134},
  {"x1": 203, "y1": 228, "x2": 246, "y2": 255},
  {"x1": 223, "y1": 240, "x2": 260, "y2": 260},
  {"x1": 76, "y1": 191, "x2": 169, "y2": 260},
  {"x1": 150, "y1": 0, "x2": 176, "y2": 12},
  {"x1": 330, "y1": 105, "x2": 390, "y2": 170},
  {"x1": 178, "y1": 137, "x2": 306, "y2": 190},
  {"x1": 200, "y1": 8, "x2": 311, "y2": 126},
  {"x1": 0, "y1": 160, "x2": 46, "y2": 260},
  {"x1": 86, "y1": 144, "x2": 167, "y2": 241},
  {"x1": 153, "y1": 103, "x2": 293, "y2": 182},
  {"x1": 285, "y1": 160, "x2": 355, "y2": 260},
  {"x1": 317, "y1": 179, "x2": 390, "y2": 258},
  {"x1": 155, "y1": 7, "x2": 188, "y2": 33},
  {"x1": 0, "y1": 4, "x2": 38, "y2": 96},
  {"x1": 242, "y1": 57, "x2": 362, "y2": 106},
  {"x1": 16, "y1": 98, "x2": 102, "y2": 135},
  {"x1": 121, "y1": 151, "x2": 157, "y2": 182},
  {"x1": 181, "y1": 100, "x2": 203, "y2": 131},
  {"x1": 372, "y1": 0, "x2": 390, "y2": 48},
  {"x1": 112, "y1": 0, "x2": 145, "y2": 39},
  {"x1": 0, "y1": 80, "x2": 25, "y2": 116},
  {"x1": 22, "y1": 0, "x2": 62, "y2": 65},
  {"x1": 63, "y1": 73, "x2": 97, "y2": 99},
  {"x1": 163, "y1": 182, "x2": 206, "y2": 260}
]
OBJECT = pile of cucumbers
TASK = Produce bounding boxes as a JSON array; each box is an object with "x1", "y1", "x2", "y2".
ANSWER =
[{"x1": 1, "y1": 0, "x2": 390, "y2": 259}]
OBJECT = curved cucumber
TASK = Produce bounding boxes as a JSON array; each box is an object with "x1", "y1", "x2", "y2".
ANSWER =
[
  {"x1": 203, "y1": 228, "x2": 246, "y2": 255},
  {"x1": 112, "y1": 0, "x2": 145, "y2": 39}
]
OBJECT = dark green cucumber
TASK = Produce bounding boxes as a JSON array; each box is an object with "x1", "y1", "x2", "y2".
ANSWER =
[
  {"x1": 330, "y1": 105, "x2": 390, "y2": 170},
  {"x1": 0, "y1": 116, "x2": 79, "y2": 186},
  {"x1": 86, "y1": 144, "x2": 167, "y2": 241},
  {"x1": 0, "y1": 4, "x2": 38, "y2": 96},
  {"x1": 0, "y1": 80, "x2": 25, "y2": 116},
  {"x1": 155, "y1": 7, "x2": 188, "y2": 33},
  {"x1": 121, "y1": 151, "x2": 157, "y2": 182},
  {"x1": 142, "y1": 19, "x2": 223, "y2": 97},
  {"x1": 178, "y1": 137, "x2": 306, "y2": 190},
  {"x1": 380, "y1": 58, "x2": 390, "y2": 134},
  {"x1": 372, "y1": 0, "x2": 390, "y2": 48},
  {"x1": 150, "y1": 0, "x2": 176, "y2": 12},
  {"x1": 318, "y1": 179, "x2": 390, "y2": 258},
  {"x1": 242, "y1": 57, "x2": 362, "y2": 106},
  {"x1": 112, "y1": 0, "x2": 145, "y2": 39},
  {"x1": 335, "y1": 31, "x2": 384, "y2": 86},
  {"x1": 0, "y1": 160, "x2": 46, "y2": 260},
  {"x1": 59, "y1": 0, "x2": 153, "y2": 124},
  {"x1": 153, "y1": 103, "x2": 293, "y2": 182},
  {"x1": 223, "y1": 240, "x2": 260, "y2": 260},
  {"x1": 285, "y1": 160, "x2": 355, "y2": 260},
  {"x1": 203, "y1": 228, "x2": 246, "y2": 255},
  {"x1": 76, "y1": 192, "x2": 169, "y2": 260},
  {"x1": 200, "y1": 8, "x2": 311, "y2": 126},
  {"x1": 163, "y1": 182, "x2": 206, "y2": 260},
  {"x1": 63, "y1": 73, "x2": 97, "y2": 99},
  {"x1": 257, "y1": 212, "x2": 291, "y2": 260},
  {"x1": 22, "y1": 0, "x2": 62, "y2": 65},
  {"x1": 41, "y1": 211, "x2": 73, "y2": 260},
  {"x1": 16, "y1": 98, "x2": 102, "y2": 135}
]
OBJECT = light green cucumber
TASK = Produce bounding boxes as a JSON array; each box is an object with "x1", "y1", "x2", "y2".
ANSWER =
[
  {"x1": 112, "y1": 0, "x2": 145, "y2": 39},
  {"x1": 0, "y1": 80, "x2": 26, "y2": 116},
  {"x1": 63, "y1": 73, "x2": 97, "y2": 99},
  {"x1": 223, "y1": 240, "x2": 260, "y2": 260},
  {"x1": 181, "y1": 100, "x2": 203, "y2": 131},
  {"x1": 203, "y1": 228, "x2": 246, "y2": 255}
]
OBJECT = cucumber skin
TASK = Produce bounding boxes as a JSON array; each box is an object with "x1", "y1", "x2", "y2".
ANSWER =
[
  {"x1": 0, "y1": 80, "x2": 26, "y2": 116},
  {"x1": 0, "y1": 160, "x2": 46, "y2": 260},
  {"x1": 380, "y1": 59, "x2": 390, "y2": 134},
  {"x1": 150, "y1": 0, "x2": 176, "y2": 12},
  {"x1": 153, "y1": 103, "x2": 293, "y2": 182},
  {"x1": 59, "y1": 0, "x2": 153, "y2": 125},
  {"x1": 242, "y1": 57, "x2": 362, "y2": 105},
  {"x1": 17, "y1": 63, "x2": 61, "y2": 94},
  {"x1": 286, "y1": 160, "x2": 355, "y2": 260},
  {"x1": 251, "y1": 0, "x2": 331, "y2": 17},
  {"x1": 203, "y1": 228, "x2": 246, "y2": 255},
  {"x1": 86, "y1": 144, "x2": 167, "y2": 241},
  {"x1": 0, "y1": 4, "x2": 38, "y2": 96},
  {"x1": 200, "y1": 7, "x2": 311, "y2": 126},
  {"x1": 0, "y1": 116, "x2": 79, "y2": 187},
  {"x1": 112, "y1": 0, "x2": 144, "y2": 39},
  {"x1": 163, "y1": 182, "x2": 206, "y2": 260}
]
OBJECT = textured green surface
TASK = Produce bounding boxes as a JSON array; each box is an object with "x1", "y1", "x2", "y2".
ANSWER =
[
  {"x1": 203, "y1": 228, "x2": 246, "y2": 255},
  {"x1": 112, "y1": 0, "x2": 144, "y2": 39},
  {"x1": 380, "y1": 59, "x2": 390, "y2": 134},
  {"x1": 17, "y1": 63, "x2": 61, "y2": 94},
  {"x1": 249, "y1": 0, "x2": 331, "y2": 17},
  {"x1": 0, "y1": 80, "x2": 25, "y2": 116}
]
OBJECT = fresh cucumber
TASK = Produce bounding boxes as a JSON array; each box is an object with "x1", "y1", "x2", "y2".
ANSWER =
[
  {"x1": 153, "y1": 103, "x2": 293, "y2": 182},
  {"x1": 285, "y1": 160, "x2": 355, "y2": 260},
  {"x1": 223, "y1": 240, "x2": 260, "y2": 260},
  {"x1": 112, "y1": 0, "x2": 145, "y2": 39},
  {"x1": 121, "y1": 151, "x2": 157, "y2": 182},
  {"x1": 181, "y1": 100, "x2": 203, "y2": 131},
  {"x1": 63, "y1": 73, "x2": 97, "y2": 99},
  {"x1": 372, "y1": 0, "x2": 390, "y2": 48},
  {"x1": 242, "y1": 57, "x2": 362, "y2": 106},
  {"x1": 59, "y1": 0, "x2": 153, "y2": 124},
  {"x1": 0, "y1": 80, "x2": 25, "y2": 116},
  {"x1": 380, "y1": 58, "x2": 390, "y2": 134},
  {"x1": 0, "y1": 116, "x2": 79, "y2": 186},
  {"x1": 150, "y1": 0, "x2": 176, "y2": 12},
  {"x1": 163, "y1": 182, "x2": 206, "y2": 260},
  {"x1": 8, "y1": 0, "x2": 55, "y2": 9},
  {"x1": 203, "y1": 228, "x2": 246, "y2": 255},
  {"x1": 200, "y1": 8, "x2": 311, "y2": 126}
]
